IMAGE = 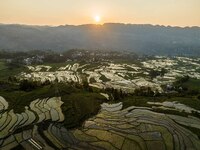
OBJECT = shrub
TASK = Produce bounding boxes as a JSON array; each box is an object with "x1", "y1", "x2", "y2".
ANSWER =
[
  {"x1": 19, "y1": 80, "x2": 38, "y2": 91},
  {"x1": 134, "y1": 86, "x2": 154, "y2": 96}
]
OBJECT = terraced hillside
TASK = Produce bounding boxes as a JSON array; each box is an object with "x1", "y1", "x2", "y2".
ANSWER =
[
  {"x1": 18, "y1": 56, "x2": 200, "y2": 93},
  {"x1": 0, "y1": 56, "x2": 200, "y2": 149},
  {"x1": 1, "y1": 98, "x2": 200, "y2": 149}
]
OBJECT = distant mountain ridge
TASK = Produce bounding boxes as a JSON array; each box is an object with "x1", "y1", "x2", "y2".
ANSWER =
[{"x1": 0, "y1": 23, "x2": 200, "y2": 56}]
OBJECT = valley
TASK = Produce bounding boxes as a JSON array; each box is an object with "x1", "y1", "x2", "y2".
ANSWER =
[{"x1": 0, "y1": 50, "x2": 200, "y2": 149}]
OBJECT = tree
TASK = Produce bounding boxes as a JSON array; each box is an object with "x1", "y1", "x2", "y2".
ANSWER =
[
  {"x1": 160, "y1": 68, "x2": 167, "y2": 77},
  {"x1": 176, "y1": 75, "x2": 190, "y2": 84},
  {"x1": 83, "y1": 80, "x2": 89, "y2": 89},
  {"x1": 134, "y1": 86, "x2": 154, "y2": 96},
  {"x1": 149, "y1": 70, "x2": 160, "y2": 79},
  {"x1": 113, "y1": 89, "x2": 120, "y2": 100},
  {"x1": 19, "y1": 80, "x2": 37, "y2": 91}
]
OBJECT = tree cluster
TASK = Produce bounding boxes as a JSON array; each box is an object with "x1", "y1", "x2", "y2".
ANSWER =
[
  {"x1": 149, "y1": 68, "x2": 168, "y2": 79},
  {"x1": 134, "y1": 86, "x2": 155, "y2": 97},
  {"x1": 104, "y1": 87, "x2": 127, "y2": 101}
]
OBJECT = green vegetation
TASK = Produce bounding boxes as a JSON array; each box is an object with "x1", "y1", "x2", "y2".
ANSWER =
[
  {"x1": 0, "y1": 60, "x2": 21, "y2": 80},
  {"x1": 172, "y1": 77, "x2": 200, "y2": 97},
  {"x1": 42, "y1": 62, "x2": 76, "y2": 71},
  {"x1": 0, "y1": 81, "x2": 106, "y2": 129},
  {"x1": 0, "y1": 51, "x2": 200, "y2": 131},
  {"x1": 0, "y1": 65, "x2": 28, "y2": 80},
  {"x1": 11, "y1": 144, "x2": 25, "y2": 150},
  {"x1": 0, "y1": 83, "x2": 57, "y2": 112},
  {"x1": 62, "y1": 92, "x2": 105, "y2": 128},
  {"x1": 0, "y1": 60, "x2": 7, "y2": 70},
  {"x1": 164, "y1": 96, "x2": 200, "y2": 110},
  {"x1": 120, "y1": 96, "x2": 151, "y2": 108},
  {"x1": 104, "y1": 87, "x2": 127, "y2": 101},
  {"x1": 99, "y1": 74, "x2": 111, "y2": 82},
  {"x1": 134, "y1": 86, "x2": 155, "y2": 97},
  {"x1": 177, "y1": 78, "x2": 200, "y2": 91},
  {"x1": 117, "y1": 94, "x2": 200, "y2": 118},
  {"x1": 149, "y1": 68, "x2": 167, "y2": 79},
  {"x1": 90, "y1": 77, "x2": 96, "y2": 83},
  {"x1": 84, "y1": 63, "x2": 102, "y2": 71}
]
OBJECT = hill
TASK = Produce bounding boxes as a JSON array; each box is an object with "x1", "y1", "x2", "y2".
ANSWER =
[{"x1": 0, "y1": 23, "x2": 200, "y2": 55}]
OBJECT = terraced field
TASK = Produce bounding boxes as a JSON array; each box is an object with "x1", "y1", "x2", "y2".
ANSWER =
[
  {"x1": 0, "y1": 56, "x2": 200, "y2": 149},
  {"x1": 1, "y1": 98, "x2": 200, "y2": 150},
  {"x1": 18, "y1": 56, "x2": 200, "y2": 93}
]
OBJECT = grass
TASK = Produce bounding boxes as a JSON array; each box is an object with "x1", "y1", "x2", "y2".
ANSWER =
[
  {"x1": 37, "y1": 61, "x2": 89, "y2": 72},
  {"x1": 0, "y1": 84, "x2": 60, "y2": 113},
  {"x1": 0, "y1": 83, "x2": 80, "y2": 113},
  {"x1": 62, "y1": 92, "x2": 105, "y2": 128},
  {"x1": 180, "y1": 78, "x2": 200, "y2": 91},
  {"x1": 120, "y1": 96, "x2": 151, "y2": 109},
  {"x1": 35, "y1": 62, "x2": 69, "y2": 71},
  {"x1": 117, "y1": 94, "x2": 200, "y2": 118},
  {"x1": 0, "y1": 59, "x2": 200, "y2": 130},
  {"x1": 0, "y1": 82, "x2": 106, "y2": 129},
  {"x1": 90, "y1": 77, "x2": 96, "y2": 83},
  {"x1": 11, "y1": 144, "x2": 25, "y2": 150},
  {"x1": 99, "y1": 74, "x2": 111, "y2": 82},
  {"x1": 32, "y1": 61, "x2": 81, "y2": 71},
  {"x1": 0, "y1": 60, "x2": 7, "y2": 70},
  {"x1": 112, "y1": 58, "x2": 141, "y2": 65},
  {"x1": 0, "y1": 66, "x2": 29, "y2": 80},
  {"x1": 164, "y1": 96, "x2": 200, "y2": 110},
  {"x1": 84, "y1": 63, "x2": 102, "y2": 71}
]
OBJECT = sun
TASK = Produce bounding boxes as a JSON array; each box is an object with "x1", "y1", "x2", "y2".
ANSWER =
[{"x1": 94, "y1": 15, "x2": 101, "y2": 23}]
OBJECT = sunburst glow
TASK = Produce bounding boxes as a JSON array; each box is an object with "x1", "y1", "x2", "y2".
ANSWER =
[{"x1": 94, "y1": 15, "x2": 101, "y2": 23}]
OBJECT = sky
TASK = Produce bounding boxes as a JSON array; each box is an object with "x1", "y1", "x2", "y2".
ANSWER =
[{"x1": 0, "y1": 0, "x2": 200, "y2": 27}]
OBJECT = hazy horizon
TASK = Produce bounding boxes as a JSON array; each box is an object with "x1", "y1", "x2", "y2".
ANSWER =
[
  {"x1": 0, "y1": 0, "x2": 200, "y2": 27},
  {"x1": 1, "y1": 22, "x2": 200, "y2": 28}
]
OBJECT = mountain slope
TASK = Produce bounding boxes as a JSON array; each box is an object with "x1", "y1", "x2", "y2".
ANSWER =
[{"x1": 0, "y1": 23, "x2": 200, "y2": 55}]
